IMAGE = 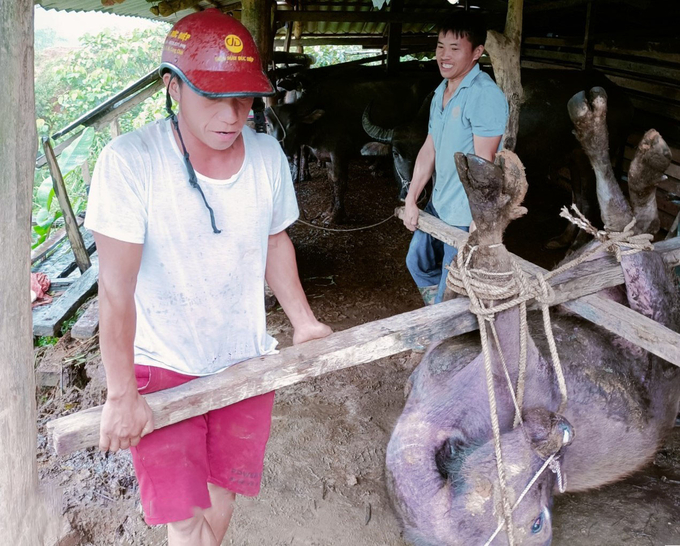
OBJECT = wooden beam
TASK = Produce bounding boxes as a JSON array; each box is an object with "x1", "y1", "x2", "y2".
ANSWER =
[
  {"x1": 47, "y1": 218, "x2": 680, "y2": 455},
  {"x1": 35, "y1": 130, "x2": 82, "y2": 169},
  {"x1": 1, "y1": 0, "x2": 57, "y2": 540},
  {"x1": 48, "y1": 297, "x2": 478, "y2": 455},
  {"x1": 31, "y1": 217, "x2": 84, "y2": 265},
  {"x1": 70, "y1": 298, "x2": 99, "y2": 340},
  {"x1": 581, "y1": 1, "x2": 596, "y2": 70},
  {"x1": 92, "y1": 79, "x2": 164, "y2": 133},
  {"x1": 401, "y1": 208, "x2": 680, "y2": 366},
  {"x1": 32, "y1": 226, "x2": 96, "y2": 280},
  {"x1": 277, "y1": 11, "x2": 440, "y2": 24},
  {"x1": 386, "y1": 0, "x2": 403, "y2": 76},
  {"x1": 42, "y1": 138, "x2": 91, "y2": 274},
  {"x1": 242, "y1": 0, "x2": 273, "y2": 69},
  {"x1": 33, "y1": 263, "x2": 99, "y2": 337}
]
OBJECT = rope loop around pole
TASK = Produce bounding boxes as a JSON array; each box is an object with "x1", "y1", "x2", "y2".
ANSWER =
[{"x1": 557, "y1": 205, "x2": 653, "y2": 264}]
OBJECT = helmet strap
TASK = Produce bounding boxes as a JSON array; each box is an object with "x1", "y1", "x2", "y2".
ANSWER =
[{"x1": 165, "y1": 73, "x2": 222, "y2": 234}]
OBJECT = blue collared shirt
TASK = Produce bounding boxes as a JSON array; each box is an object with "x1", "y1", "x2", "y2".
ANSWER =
[{"x1": 429, "y1": 64, "x2": 509, "y2": 226}]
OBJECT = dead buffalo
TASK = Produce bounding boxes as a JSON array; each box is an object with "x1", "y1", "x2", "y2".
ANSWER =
[
  {"x1": 386, "y1": 87, "x2": 678, "y2": 545},
  {"x1": 362, "y1": 69, "x2": 633, "y2": 246},
  {"x1": 265, "y1": 72, "x2": 440, "y2": 223}
]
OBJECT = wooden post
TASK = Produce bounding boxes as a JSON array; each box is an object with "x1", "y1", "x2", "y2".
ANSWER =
[
  {"x1": 582, "y1": 1, "x2": 596, "y2": 70},
  {"x1": 386, "y1": 0, "x2": 403, "y2": 76},
  {"x1": 283, "y1": 21, "x2": 293, "y2": 52},
  {"x1": 485, "y1": 0, "x2": 524, "y2": 152},
  {"x1": 109, "y1": 117, "x2": 121, "y2": 139},
  {"x1": 42, "y1": 138, "x2": 91, "y2": 274},
  {"x1": 293, "y1": 21, "x2": 303, "y2": 53},
  {"x1": 241, "y1": 0, "x2": 273, "y2": 71},
  {"x1": 0, "y1": 0, "x2": 58, "y2": 542}
]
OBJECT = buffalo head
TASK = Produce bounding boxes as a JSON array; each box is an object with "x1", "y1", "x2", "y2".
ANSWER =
[
  {"x1": 361, "y1": 94, "x2": 432, "y2": 201},
  {"x1": 392, "y1": 408, "x2": 573, "y2": 546},
  {"x1": 265, "y1": 103, "x2": 325, "y2": 158}
]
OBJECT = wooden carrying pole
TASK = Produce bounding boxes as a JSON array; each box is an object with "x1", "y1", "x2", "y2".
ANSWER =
[
  {"x1": 48, "y1": 211, "x2": 680, "y2": 456},
  {"x1": 0, "y1": 0, "x2": 57, "y2": 542},
  {"x1": 42, "y1": 138, "x2": 91, "y2": 273}
]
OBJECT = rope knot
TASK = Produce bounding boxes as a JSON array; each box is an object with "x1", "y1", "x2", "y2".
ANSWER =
[{"x1": 559, "y1": 205, "x2": 653, "y2": 262}]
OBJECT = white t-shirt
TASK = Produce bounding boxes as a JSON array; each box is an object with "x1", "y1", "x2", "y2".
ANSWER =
[{"x1": 85, "y1": 119, "x2": 299, "y2": 376}]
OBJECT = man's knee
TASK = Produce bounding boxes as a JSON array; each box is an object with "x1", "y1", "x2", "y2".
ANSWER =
[{"x1": 168, "y1": 511, "x2": 217, "y2": 546}]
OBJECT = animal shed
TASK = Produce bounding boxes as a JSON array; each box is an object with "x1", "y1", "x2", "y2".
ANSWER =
[{"x1": 2, "y1": 0, "x2": 680, "y2": 544}]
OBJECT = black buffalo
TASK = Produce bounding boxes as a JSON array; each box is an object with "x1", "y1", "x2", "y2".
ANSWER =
[{"x1": 266, "y1": 70, "x2": 441, "y2": 223}]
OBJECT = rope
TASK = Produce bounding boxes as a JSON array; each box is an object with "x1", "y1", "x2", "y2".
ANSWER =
[
  {"x1": 445, "y1": 204, "x2": 653, "y2": 545},
  {"x1": 555, "y1": 205, "x2": 653, "y2": 267},
  {"x1": 482, "y1": 454, "x2": 563, "y2": 546},
  {"x1": 296, "y1": 214, "x2": 395, "y2": 232}
]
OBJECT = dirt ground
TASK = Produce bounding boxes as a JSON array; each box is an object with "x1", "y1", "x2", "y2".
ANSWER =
[{"x1": 37, "y1": 157, "x2": 680, "y2": 545}]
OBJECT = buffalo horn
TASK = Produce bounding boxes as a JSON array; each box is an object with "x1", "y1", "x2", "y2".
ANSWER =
[{"x1": 362, "y1": 105, "x2": 394, "y2": 144}]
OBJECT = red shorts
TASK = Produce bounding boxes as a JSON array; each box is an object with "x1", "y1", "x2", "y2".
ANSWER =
[{"x1": 130, "y1": 364, "x2": 275, "y2": 525}]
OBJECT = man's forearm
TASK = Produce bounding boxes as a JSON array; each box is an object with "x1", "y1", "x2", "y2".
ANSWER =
[
  {"x1": 405, "y1": 136, "x2": 435, "y2": 204},
  {"x1": 98, "y1": 282, "x2": 138, "y2": 400},
  {"x1": 265, "y1": 231, "x2": 315, "y2": 329}
]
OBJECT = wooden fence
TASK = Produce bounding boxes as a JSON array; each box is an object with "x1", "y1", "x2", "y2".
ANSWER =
[{"x1": 521, "y1": 36, "x2": 680, "y2": 234}]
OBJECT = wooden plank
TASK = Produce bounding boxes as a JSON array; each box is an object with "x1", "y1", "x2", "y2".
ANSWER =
[
  {"x1": 606, "y1": 74, "x2": 680, "y2": 103},
  {"x1": 595, "y1": 43, "x2": 680, "y2": 65},
  {"x1": 396, "y1": 208, "x2": 680, "y2": 365},
  {"x1": 521, "y1": 60, "x2": 576, "y2": 71},
  {"x1": 277, "y1": 10, "x2": 440, "y2": 24},
  {"x1": 35, "y1": 130, "x2": 82, "y2": 169},
  {"x1": 32, "y1": 225, "x2": 96, "y2": 279},
  {"x1": 42, "y1": 138, "x2": 91, "y2": 274},
  {"x1": 32, "y1": 263, "x2": 99, "y2": 337},
  {"x1": 31, "y1": 216, "x2": 84, "y2": 264},
  {"x1": 521, "y1": 47, "x2": 583, "y2": 65},
  {"x1": 629, "y1": 96, "x2": 680, "y2": 123},
  {"x1": 594, "y1": 55, "x2": 680, "y2": 83},
  {"x1": 70, "y1": 298, "x2": 99, "y2": 340},
  {"x1": 47, "y1": 217, "x2": 680, "y2": 456},
  {"x1": 524, "y1": 36, "x2": 584, "y2": 48},
  {"x1": 92, "y1": 79, "x2": 164, "y2": 133},
  {"x1": 48, "y1": 296, "x2": 479, "y2": 455}
]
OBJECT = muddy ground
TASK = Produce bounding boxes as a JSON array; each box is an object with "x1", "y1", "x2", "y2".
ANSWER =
[{"x1": 37, "y1": 157, "x2": 680, "y2": 545}]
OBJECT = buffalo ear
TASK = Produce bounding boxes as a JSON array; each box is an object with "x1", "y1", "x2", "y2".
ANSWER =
[
  {"x1": 301, "y1": 109, "x2": 325, "y2": 124},
  {"x1": 361, "y1": 142, "x2": 391, "y2": 157},
  {"x1": 435, "y1": 432, "x2": 469, "y2": 482}
]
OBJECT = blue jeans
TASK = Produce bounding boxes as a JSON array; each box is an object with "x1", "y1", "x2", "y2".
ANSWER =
[{"x1": 405, "y1": 201, "x2": 469, "y2": 304}]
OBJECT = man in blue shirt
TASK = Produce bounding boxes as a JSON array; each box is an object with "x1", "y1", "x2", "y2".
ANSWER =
[{"x1": 403, "y1": 11, "x2": 509, "y2": 305}]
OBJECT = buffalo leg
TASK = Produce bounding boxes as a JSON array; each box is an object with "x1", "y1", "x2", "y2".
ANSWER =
[
  {"x1": 627, "y1": 129, "x2": 672, "y2": 235},
  {"x1": 322, "y1": 152, "x2": 347, "y2": 224},
  {"x1": 454, "y1": 150, "x2": 528, "y2": 273},
  {"x1": 568, "y1": 87, "x2": 633, "y2": 232},
  {"x1": 291, "y1": 149, "x2": 301, "y2": 185},
  {"x1": 301, "y1": 145, "x2": 312, "y2": 182}
]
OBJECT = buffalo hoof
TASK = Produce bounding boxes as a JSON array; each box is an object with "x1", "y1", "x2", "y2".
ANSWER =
[
  {"x1": 630, "y1": 129, "x2": 672, "y2": 186},
  {"x1": 319, "y1": 207, "x2": 345, "y2": 226},
  {"x1": 567, "y1": 87, "x2": 609, "y2": 149}
]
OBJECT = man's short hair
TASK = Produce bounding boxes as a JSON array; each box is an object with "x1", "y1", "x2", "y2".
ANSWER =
[{"x1": 437, "y1": 10, "x2": 487, "y2": 50}]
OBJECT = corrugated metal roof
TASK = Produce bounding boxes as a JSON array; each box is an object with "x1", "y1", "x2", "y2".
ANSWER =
[{"x1": 33, "y1": 0, "x2": 492, "y2": 34}]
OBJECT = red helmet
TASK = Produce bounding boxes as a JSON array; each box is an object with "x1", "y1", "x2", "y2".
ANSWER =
[{"x1": 160, "y1": 8, "x2": 274, "y2": 97}]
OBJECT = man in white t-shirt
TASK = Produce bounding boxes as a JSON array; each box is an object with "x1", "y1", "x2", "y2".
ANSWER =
[{"x1": 85, "y1": 10, "x2": 331, "y2": 545}]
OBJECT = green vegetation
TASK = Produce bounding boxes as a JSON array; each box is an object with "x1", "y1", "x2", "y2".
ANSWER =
[{"x1": 33, "y1": 25, "x2": 169, "y2": 246}]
